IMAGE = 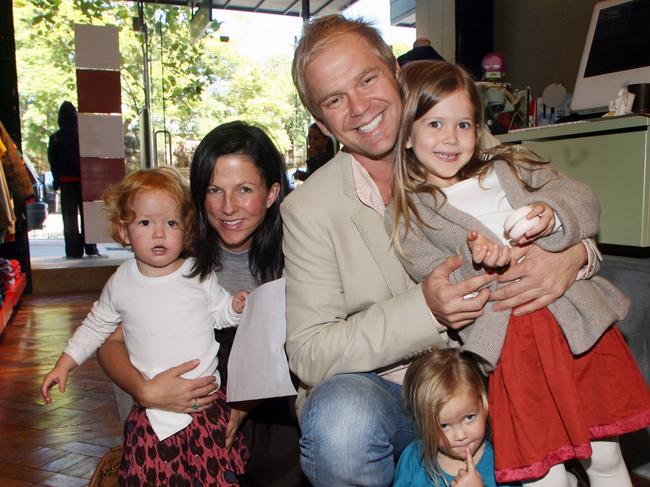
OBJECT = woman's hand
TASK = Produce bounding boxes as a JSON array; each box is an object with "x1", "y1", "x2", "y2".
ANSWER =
[
  {"x1": 139, "y1": 360, "x2": 218, "y2": 413},
  {"x1": 490, "y1": 242, "x2": 586, "y2": 316},
  {"x1": 225, "y1": 400, "x2": 258, "y2": 450},
  {"x1": 98, "y1": 327, "x2": 218, "y2": 413}
]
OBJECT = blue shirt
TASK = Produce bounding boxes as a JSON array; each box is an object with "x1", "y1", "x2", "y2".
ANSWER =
[{"x1": 393, "y1": 439, "x2": 519, "y2": 486}]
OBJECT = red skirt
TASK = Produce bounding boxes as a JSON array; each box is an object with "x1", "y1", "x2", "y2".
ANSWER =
[
  {"x1": 119, "y1": 387, "x2": 249, "y2": 486},
  {"x1": 488, "y1": 307, "x2": 650, "y2": 483}
]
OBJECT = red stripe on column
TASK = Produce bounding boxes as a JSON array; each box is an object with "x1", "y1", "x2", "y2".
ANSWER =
[
  {"x1": 76, "y1": 70, "x2": 121, "y2": 114},
  {"x1": 81, "y1": 157, "x2": 125, "y2": 201}
]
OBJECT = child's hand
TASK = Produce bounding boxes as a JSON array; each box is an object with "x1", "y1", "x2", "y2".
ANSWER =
[
  {"x1": 467, "y1": 230, "x2": 511, "y2": 269},
  {"x1": 232, "y1": 291, "x2": 249, "y2": 314},
  {"x1": 506, "y1": 203, "x2": 555, "y2": 245},
  {"x1": 451, "y1": 447, "x2": 484, "y2": 487},
  {"x1": 40, "y1": 353, "x2": 78, "y2": 404},
  {"x1": 41, "y1": 366, "x2": 70, "y2": 404}
]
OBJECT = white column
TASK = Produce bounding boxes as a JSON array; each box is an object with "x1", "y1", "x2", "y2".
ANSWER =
[{"x1": 416, "y1": 0, "x2": 455, "y2": 62}]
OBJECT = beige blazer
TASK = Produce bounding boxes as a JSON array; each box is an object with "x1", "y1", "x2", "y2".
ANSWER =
[{"x1": 281, "y1": 151, "x2": 446, "y2": 418}]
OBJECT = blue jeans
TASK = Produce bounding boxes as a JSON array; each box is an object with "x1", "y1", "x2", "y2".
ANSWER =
[{"x1": 299, "y1": 373, "x2": 416, "y2": 487}]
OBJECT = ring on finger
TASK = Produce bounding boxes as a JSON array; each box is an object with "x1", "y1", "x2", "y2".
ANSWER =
[{"x1": 192, "y1": 398, "x2": 199, "y2": 411}]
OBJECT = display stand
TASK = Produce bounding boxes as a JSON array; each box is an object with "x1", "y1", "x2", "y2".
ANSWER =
[
  {"x1": 498, "y1": 114, "x2": 650, "y2": 249},
  {"x1": 0, "y1": 271, "x2": 26, "y2": 334}
]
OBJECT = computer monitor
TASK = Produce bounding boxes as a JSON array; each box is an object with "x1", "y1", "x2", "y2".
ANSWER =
[{"x1": 570, "y1": 0, "x2": 650, "y2": 114}]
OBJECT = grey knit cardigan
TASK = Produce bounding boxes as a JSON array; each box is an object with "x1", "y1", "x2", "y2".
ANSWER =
[{"x1": 385, "y1": 159, "x2": 629, "y2": 371}]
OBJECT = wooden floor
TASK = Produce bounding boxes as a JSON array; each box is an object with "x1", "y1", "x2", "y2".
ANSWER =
[
  {"x1": 0, "y1": 291, "x2": 648, "y2": 486},
  {"x1": 0, "y1": 292, "x2": 122, "y2": 486}
]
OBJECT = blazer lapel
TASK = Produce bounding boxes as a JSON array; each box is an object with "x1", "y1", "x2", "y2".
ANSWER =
[
  {"x1": 339, "y1": 154, "x2": 407, "y2": 297},
  {"x1": 351, "y1": 208, "x2": 407, "y2": 297}
]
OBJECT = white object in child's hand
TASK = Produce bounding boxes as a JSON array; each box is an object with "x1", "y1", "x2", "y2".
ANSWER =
[{"x1": 504, "y1": 205, "x2": 540, "y2": 241}]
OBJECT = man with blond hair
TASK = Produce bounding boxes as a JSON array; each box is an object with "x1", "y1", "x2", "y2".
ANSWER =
[{"x1": 282, "y1": 15, "x2": 594, "y2": 486}]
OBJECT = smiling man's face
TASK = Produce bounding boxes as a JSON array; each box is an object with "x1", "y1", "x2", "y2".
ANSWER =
[{"x1": 305, "y1": 32, "x2": 402, "y2": 167}]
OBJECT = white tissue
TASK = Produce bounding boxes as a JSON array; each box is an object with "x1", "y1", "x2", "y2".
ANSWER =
[{"x1": 609, "y1": 88, "x2": 636, "y2": 116}]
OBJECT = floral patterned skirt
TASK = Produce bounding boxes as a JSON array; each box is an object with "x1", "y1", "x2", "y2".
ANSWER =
[{"x1": 119, "y1": 387, "x2": 249, "y2": 486}]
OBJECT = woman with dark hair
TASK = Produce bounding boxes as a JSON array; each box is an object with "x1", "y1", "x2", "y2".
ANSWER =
[
  {"x1": 97, "y1": 121, "x2": 307, "y2": 486},
  {"x1": 189, "y1": 121, "x2": 287, "y2": 285}
]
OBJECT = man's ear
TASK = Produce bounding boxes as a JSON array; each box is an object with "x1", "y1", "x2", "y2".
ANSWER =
[{"x1": 314, "y1": 119, "x2": 332, "y2": 137}]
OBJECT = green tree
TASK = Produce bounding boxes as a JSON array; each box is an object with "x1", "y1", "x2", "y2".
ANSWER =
[
  {"x1": 13, "y1": 1, "x2": 322, "y2": 173},
  {"x1": 14, "y1": 1, "x2": 238, "y2": 171},
  {"x1": 392, "y1": 40, "x2": 412, "y2": 59}
]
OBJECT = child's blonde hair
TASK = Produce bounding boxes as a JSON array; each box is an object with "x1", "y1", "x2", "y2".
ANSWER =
[
  {"x1": 103, "y1": 166, "x2": 196, "y2": 253},
  {"x1": 391, "y1": 60, "x2": 548, "y2": 256},
  {"x1": 403, "y1": 348, "x2": 488, "y2": 484}
]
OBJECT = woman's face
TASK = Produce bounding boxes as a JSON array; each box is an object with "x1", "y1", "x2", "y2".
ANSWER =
[{"x1": 205, "y1": 153, "x2": 280, "y2": 252}]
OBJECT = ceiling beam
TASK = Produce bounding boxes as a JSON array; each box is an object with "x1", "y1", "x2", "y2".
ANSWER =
[
  {"x1": 120, "y1": 0, "x2": 359, "y2": 18},
  {"x1": 312, "y1": 0, "x2": 335, "y2": 16},
  {"x1": 283, "y1": 0, "x2": 300, "y2": 15}
]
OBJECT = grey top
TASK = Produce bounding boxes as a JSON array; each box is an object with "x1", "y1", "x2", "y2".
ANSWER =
[
  {"x1": 218, "y1": 248, "x2": 257, "y2": 293},
  {"x1": 386, "y1": 159, "x2": 630, "y2": 371}
]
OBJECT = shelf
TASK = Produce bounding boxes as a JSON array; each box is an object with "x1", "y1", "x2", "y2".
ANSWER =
[
  {"x1": 0, "y1": 272, "x2": 26, "y2": 334},
  {"x1": 497, "y1": 116, "x2": 650, "y2": 247},
  {"x1": 8, "y1": 272, "x2": 27, "y2": 306}
]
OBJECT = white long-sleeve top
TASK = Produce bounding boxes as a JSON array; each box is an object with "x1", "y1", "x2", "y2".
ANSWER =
[{"x1": 64, "y1": 257, "x2": 240, "y2": 440}]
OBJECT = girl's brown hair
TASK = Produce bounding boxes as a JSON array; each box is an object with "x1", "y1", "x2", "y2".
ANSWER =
[
  {"x1": 403, "y1": 348, "x2": 488, "y2": 484},
  {"x1": 391, "y1": 60, "x2": 547, "y2": 256},
  {"x1": 103, "y1": 166, "x2": 196, "y2": 253}
]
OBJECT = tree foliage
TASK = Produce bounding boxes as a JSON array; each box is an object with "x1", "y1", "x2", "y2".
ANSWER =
[{"x1": 13, "y1": 0, "x2": 310, "y2": 173}]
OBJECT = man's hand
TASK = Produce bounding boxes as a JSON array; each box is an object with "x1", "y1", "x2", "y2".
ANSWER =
[
  {"x1": 422, "y1": 255, "x2": 496, "y2": 329},
  {"x1": 491, "y1": 242, "x2": 586, "y2": 316}
]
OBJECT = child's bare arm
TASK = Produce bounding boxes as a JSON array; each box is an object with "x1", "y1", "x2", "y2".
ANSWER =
[
  {"x1": 40, "y1": 353, "x2": 78, "y2": 404},
  {"x1": 231, "y1": 291, "x2": 249, "y2": 314},
  {"x1": 505, "y1": 203, "x2": 555, "y2": 245},
  {"x1": 467, "y1": 230, "x2": 511, "y2": 269}
]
